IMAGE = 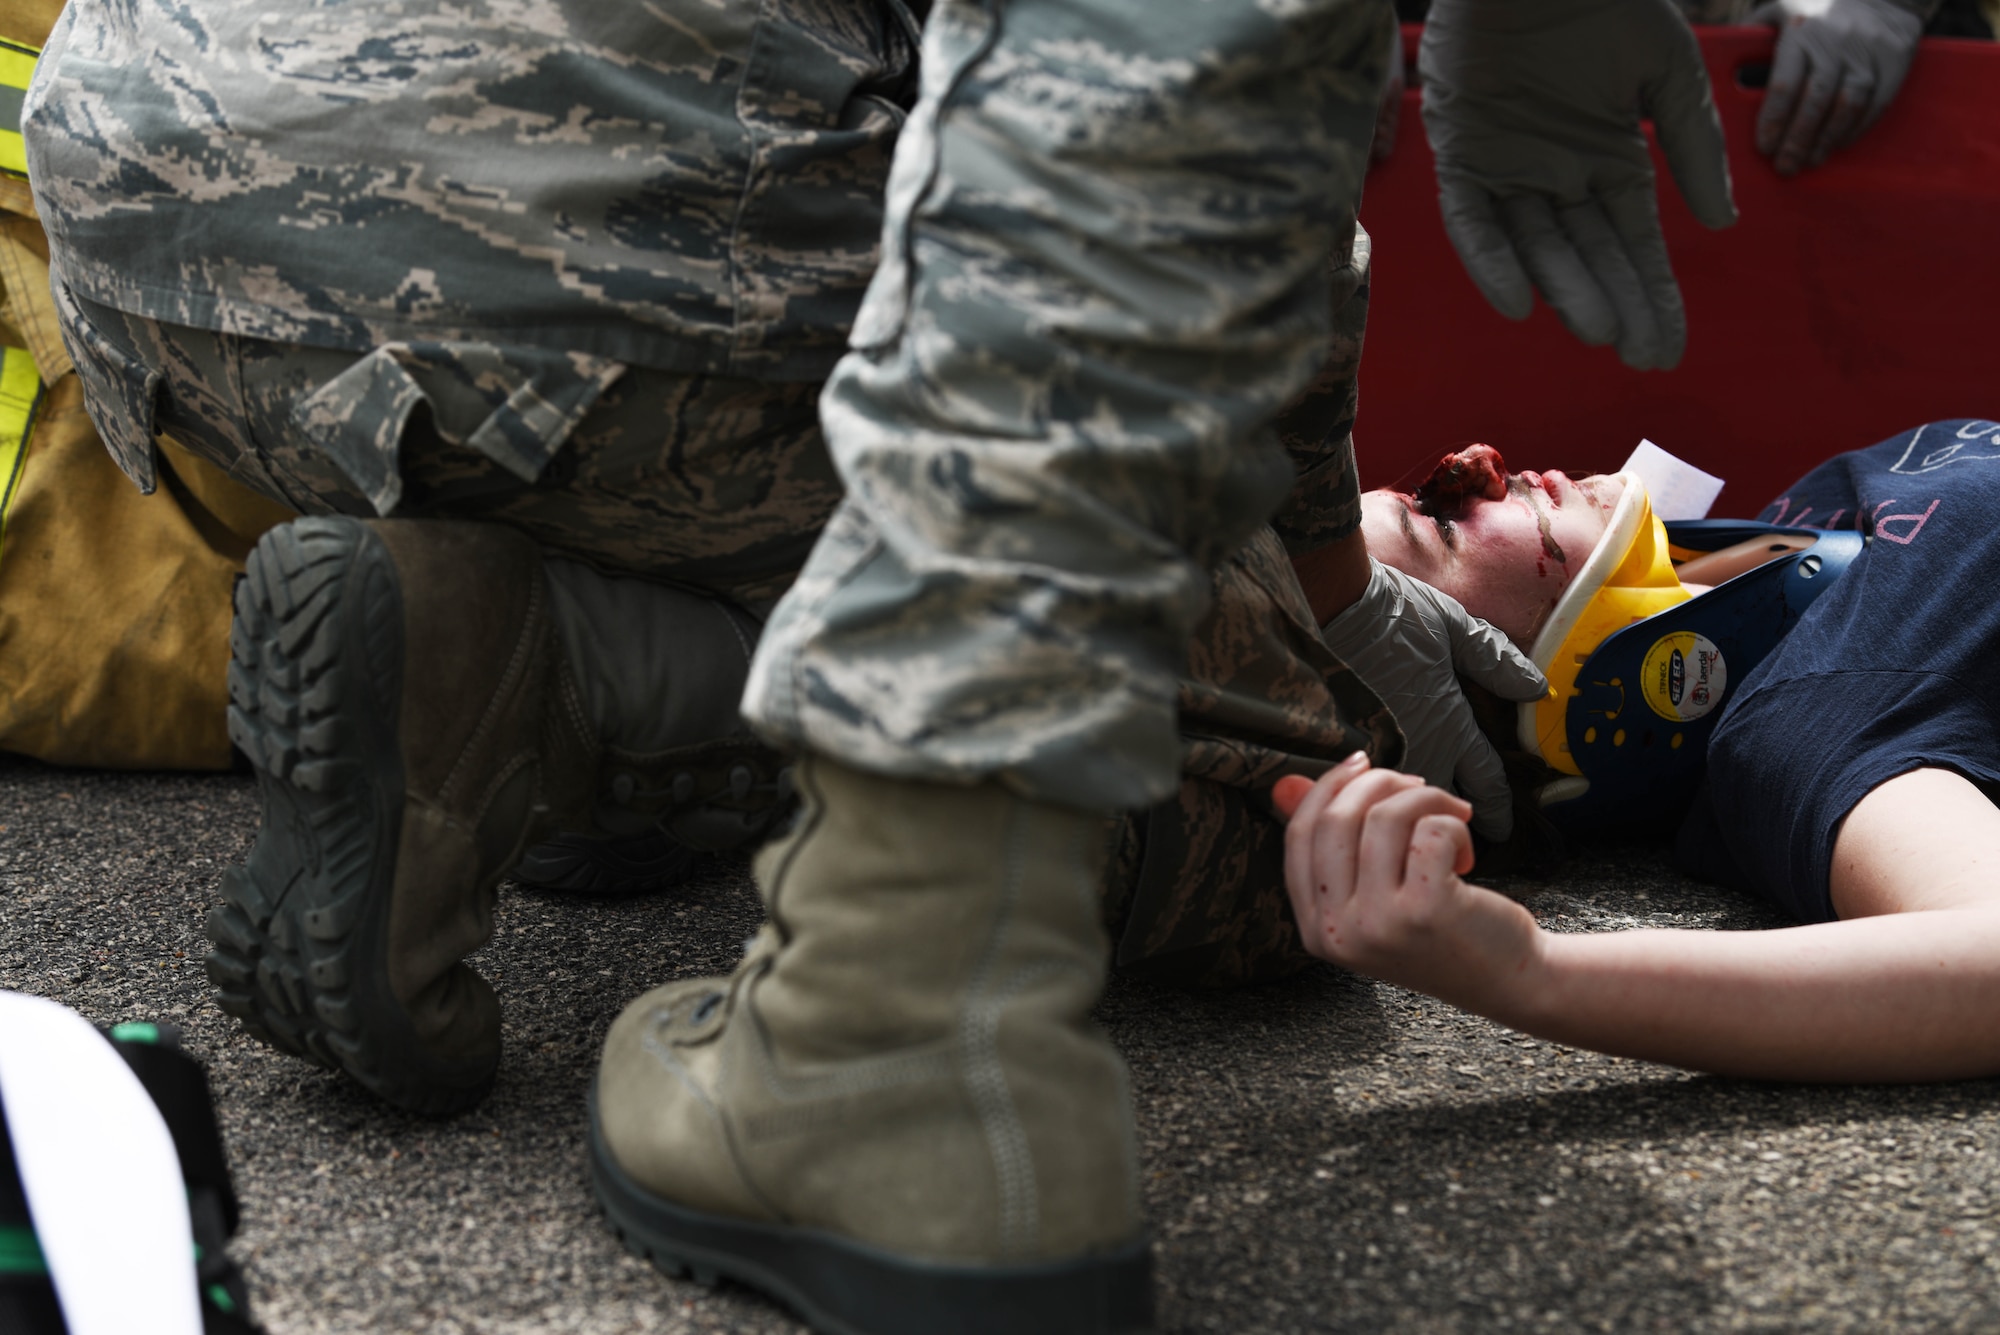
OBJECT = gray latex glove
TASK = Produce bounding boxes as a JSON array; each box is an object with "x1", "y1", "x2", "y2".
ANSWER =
[
  {"x1": 1320, "y1": 559, "x2": 1548, "y2": 842},
  {"x1": 1372, "y1": 27, "x2": 1406, "y2": 163},
  {"x1": 1420, "y1": 0, "x2": 1738, "y2": 372},
  {"x1": 1751, "y1": 0, "x2": 1925, "y2": 177}
]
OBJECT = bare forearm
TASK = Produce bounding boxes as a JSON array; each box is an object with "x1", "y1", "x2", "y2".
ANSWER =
[
  {"x1": 1491, "y1": 911, "x2": 2000, "y2": 1083},
  {"x1": 1287, "y1": 766, "x2": 2000, "y2": 1085},
  {"x1": 1291, "y1": 527, "x2": 1371, "y2": 625}
]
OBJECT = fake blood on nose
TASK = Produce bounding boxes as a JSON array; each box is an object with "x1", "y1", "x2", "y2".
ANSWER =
[{"x1": 1414, "y1": 443, "x2": 1509, "y2": 516}]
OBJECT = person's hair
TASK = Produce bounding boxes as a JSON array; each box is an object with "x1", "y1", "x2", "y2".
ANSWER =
[{"x1": 1460, "y1": 680, "x2": 1569, "y2": 874}]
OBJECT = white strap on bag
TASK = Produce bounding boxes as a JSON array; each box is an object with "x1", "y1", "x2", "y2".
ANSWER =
[{"x1": 0, "y1": 991, "x2": 201, "y2": 1335}]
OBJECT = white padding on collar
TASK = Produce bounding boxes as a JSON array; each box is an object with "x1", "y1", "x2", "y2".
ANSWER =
[{"x1": 1526, "y1": 471, "x2": 1648, "y2": 674}]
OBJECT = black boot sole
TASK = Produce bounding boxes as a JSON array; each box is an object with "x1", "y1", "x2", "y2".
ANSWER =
[
  {"x1": 587, "y1": 1086, "x2": 1155, "y2": 1335},
  {"x1": 204, "y1": 517, "x2": 498, "y2": 1117}
]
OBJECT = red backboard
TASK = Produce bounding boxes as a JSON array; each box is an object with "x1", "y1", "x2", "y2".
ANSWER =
[{"x1": 1358, "y1": 26, "x2": 2000, "y2": 512}]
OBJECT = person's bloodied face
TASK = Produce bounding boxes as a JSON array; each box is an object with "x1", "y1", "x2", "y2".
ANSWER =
[{"x1": 1360, "y1": 444, "x2": 1627, "y2": 646}]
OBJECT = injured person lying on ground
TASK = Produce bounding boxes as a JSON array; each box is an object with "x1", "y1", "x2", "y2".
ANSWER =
[{"x1": 1278, "y1": 420, "x2": 2000, "y2": 1083}]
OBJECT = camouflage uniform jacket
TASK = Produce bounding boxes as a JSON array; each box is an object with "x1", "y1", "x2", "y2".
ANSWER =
[{"x1": 25, "y1": 0, "x2": 918, "y2": 379}]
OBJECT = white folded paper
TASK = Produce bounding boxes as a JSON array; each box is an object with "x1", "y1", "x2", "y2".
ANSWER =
[{"x1": 1621, "y1": 439, "x2": 1725, "y2": 521}]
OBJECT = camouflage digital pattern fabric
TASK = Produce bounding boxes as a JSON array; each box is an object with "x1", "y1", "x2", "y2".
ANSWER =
[
  {"x1": 59, "y1": 294, "x2": 844, "y2": 612},
  {"x1": 1102, "y1": 783, "x2": 1308, "y2": 989},
  {"x1": 1101, "y1": 523, "x2": 1405, "y2": 990},
  {"x1": 743, "y1": 0, "x2": 1399, "y2": 812},
  {"x1": 36, "y1": 0, "x2": 1401, "y2": 965},
  {"x1": 1177, "y1": 525, "x2": 1400, "y2": 797},
  {"x1": 65, "y1": 289, "x2": 1389, "y2": 977},
  {"x1": 1270, "y1": 225, "x2": 1371, "y2": 559},
  {"x1": 23, "y1": 0, "x2": 918, "y2": 379}
]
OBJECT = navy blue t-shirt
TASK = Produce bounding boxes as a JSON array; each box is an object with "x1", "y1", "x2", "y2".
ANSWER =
[{"x1": 1678, "y1": 419, "x2": 2000, "y2": 923}]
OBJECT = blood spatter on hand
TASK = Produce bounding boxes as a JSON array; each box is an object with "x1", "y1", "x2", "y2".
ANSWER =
[{"x1": 1415, "y1": 444, "x2": 1509, "y2": 515}]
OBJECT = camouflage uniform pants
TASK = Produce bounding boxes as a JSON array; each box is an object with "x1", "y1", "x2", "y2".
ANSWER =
[
  {"x1": 59, "y1": 277, "x2": 1390, "y2": 984},
  {"x1": 742, "y1": 0, "x2": 1401, "y2": 817},
  {"x1": 56, "y1": 286, "x2": 840, "y2": 614},
  {"x1": 52, "y1": 0, "x2": 1401, "y2": 986}
]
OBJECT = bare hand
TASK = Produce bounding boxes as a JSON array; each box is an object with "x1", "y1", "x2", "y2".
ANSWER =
[{"x1": 1274, "y1": 756, "x2": 1543, "y2": 1013}]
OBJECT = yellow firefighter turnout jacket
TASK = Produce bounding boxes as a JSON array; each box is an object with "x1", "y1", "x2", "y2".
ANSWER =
[{"x1": 0, "y1": 1, "x2": 292, "y2": 769}]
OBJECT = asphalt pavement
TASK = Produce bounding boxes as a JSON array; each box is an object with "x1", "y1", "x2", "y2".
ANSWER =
[{"x1": 2, "y1": 755, "x2": 1996, "y2": 1333}]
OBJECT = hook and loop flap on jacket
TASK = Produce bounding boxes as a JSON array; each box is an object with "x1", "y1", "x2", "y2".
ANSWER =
[{"x1": 289, "y1": 342, "x2": 626, "y2": 517}]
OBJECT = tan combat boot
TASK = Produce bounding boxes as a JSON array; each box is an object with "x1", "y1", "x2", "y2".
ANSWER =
[
  {"x1": 591, "y1": 756, "x2": 1154, "y2": 1335},
  {"x1": 205, "y1": 517, "x2": 785, "y2": 1115}
]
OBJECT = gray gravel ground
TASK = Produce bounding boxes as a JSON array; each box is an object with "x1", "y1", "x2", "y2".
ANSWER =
[{"x1": 3, "y1": 755, "x2": 1998, "y2": 1333}]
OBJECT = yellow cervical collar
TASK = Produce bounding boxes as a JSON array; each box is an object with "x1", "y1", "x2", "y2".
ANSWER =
[{"x1": 1518, "y1": 474, "x2": 1691, "y2": 779}]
